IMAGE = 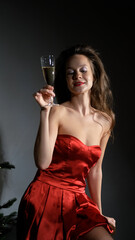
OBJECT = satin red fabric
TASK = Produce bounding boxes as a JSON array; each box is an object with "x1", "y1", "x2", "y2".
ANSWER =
[{"x1": 17, "y1": 134, "x2": 114, "y2": 239}]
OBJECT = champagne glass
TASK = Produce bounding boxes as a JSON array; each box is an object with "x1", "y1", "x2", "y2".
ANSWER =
[{"x1": 40, "y1": 55, "x2": 55, "y2": 106}]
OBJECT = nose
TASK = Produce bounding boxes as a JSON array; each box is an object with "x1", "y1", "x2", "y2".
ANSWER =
[{"x1": 73, "y1": 71, "x2": 82, "y2": 80}]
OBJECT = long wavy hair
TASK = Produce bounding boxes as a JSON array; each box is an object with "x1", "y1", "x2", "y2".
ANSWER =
[{"x1": 54, "y1": 44, "x2": 115, "y2": 131}]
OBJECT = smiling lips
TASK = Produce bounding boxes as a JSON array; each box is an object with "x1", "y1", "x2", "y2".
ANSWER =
[{"x1": 74, "y1": 82, "x2": 85, "y2": 87}]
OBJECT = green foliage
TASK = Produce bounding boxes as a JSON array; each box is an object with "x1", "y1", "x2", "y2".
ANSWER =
[
  {"x1": 0, "y1": 162, "x2": 17, "y2": 239},
  {"x1": 0, "y1": 211, "x2": 17, "y2": 238},
  {"x1": 0, "y1": 162, "x2": 15, "y2": 170},
  {"x1": 0, "y1": 198, "x2": 17, "y2": 210}
]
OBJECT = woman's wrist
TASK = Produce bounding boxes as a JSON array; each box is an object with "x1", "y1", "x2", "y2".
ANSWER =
[
  {"x1": 40, "y1": 106, "x2": 51, "y2": 120},
  {"x1": 40, "y1": 104, "x2": 52, "y2": 112},
  {"x1": 41, "y1": 106, "x2": 49, "y2": 111}
]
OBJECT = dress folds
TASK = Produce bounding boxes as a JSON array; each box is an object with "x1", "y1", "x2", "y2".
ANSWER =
[{"x1": 17, "y1": 134, "x2": 114, "y2": 240}]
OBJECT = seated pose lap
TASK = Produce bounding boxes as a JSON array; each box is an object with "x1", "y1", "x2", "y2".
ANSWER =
[{"x1": 17, "y1": 44, "x2": 116, "y2": 240}]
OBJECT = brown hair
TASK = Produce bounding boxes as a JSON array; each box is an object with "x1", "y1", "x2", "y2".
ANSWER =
[{"x1": 54, "y1": 44, "x2": 115, "y2": 131}]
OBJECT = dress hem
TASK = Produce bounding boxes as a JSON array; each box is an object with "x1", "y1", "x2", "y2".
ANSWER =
[{"x1": 66, "y1": 222, "x2": 114, "y2": 240}]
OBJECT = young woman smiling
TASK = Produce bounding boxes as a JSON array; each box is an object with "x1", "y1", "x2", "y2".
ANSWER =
[{"x1": 17, "y1": 44, "x2": 116, "y2": 240}]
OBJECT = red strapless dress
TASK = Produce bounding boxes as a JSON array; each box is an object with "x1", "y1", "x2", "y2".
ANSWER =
[{"x1": 17, "y1": 134, "x2": 114, "y2": 240}]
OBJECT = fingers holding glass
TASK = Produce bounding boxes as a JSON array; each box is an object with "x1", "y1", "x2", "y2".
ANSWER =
[{"x1": 34, "y1": 86, "x2": 55, "y2": 107}]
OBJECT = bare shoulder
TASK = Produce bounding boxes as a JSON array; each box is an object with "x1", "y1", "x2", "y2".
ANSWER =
[
  {"x1": 93, "y1": 108, "x2": 112, "y2": 136},
  {"x1": 49, "y1": 103, "x2": 68, "y2": 119}
]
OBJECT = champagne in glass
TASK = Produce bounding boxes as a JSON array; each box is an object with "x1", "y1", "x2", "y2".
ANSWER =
[
  {"x1": 40, "y1": 55, "x2": 55, "y2": 105},
  {"x1": 42, "y1": 66, "x2": 55, "y2": 86}
]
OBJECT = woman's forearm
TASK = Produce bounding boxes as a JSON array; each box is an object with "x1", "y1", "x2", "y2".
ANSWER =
[
  {"x1": 34, "y1": 108, "x2": 52, "y2": 169},
  {"x1": 87, "y1": 167, "x2": 103, "y2": 213}
]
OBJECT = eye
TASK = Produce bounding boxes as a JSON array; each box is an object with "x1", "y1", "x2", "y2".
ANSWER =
[
  {"x1": 66, "y1": 69, "x2": 74, "y2": 75},
  {"x1": 80, "y1": 66, "x2": 87, "y2": 73}
]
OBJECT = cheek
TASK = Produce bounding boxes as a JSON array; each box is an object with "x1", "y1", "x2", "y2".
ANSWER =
[
  {"x1": 87, "y1": 76, "x2": 94, "y2": 89},
  {"x1": 66, "y1": 78, "x2": 73, "y2": 91}
]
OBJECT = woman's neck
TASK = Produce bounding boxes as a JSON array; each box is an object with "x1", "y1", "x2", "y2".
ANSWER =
[{"x1": 70, "y1": 92, "x2": 91, "y2": 116}]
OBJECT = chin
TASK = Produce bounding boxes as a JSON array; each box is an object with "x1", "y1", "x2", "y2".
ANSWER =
[{"x1": 72, "y1": 86, "x2": 91, "y2": 95}]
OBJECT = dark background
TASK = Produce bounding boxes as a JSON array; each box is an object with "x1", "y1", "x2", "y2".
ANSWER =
[{"x1": 0, "y1": 1, "x2": 134, "y2": 239}]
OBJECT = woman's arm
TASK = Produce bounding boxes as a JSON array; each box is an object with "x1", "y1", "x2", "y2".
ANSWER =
[
  {"x1": 86, "y1": 132, "x2": 110, "y2": 213},
  {"x1": 34, "y1": 106, "x2": 60, "y2": 169},
  {"x1": 33, "y1": 86, "x2": 60, "y2": 170}
]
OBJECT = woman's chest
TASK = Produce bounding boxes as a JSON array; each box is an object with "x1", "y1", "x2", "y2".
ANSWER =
[{"x1": 58, "y1": 112, "x2": 103, "y2": 145}]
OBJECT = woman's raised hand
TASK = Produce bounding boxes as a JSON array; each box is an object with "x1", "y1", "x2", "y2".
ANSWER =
[{"x1": 33, "y1": 85, "x2": 55, "y2": 107}]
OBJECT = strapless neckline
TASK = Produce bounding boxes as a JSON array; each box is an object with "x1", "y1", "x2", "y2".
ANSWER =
[{"x1": 57, "y1": 134, "x2": 101, "y2": 149}]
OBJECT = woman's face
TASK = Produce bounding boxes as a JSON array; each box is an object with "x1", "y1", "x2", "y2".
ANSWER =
[{"x1": 66, "y1": 54, "x2": 94, "y2": 96}]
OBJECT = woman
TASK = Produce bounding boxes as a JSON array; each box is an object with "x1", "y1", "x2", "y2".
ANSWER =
[{"x1": 17, "y1": 44, "x2": 116, "y2": 240}]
